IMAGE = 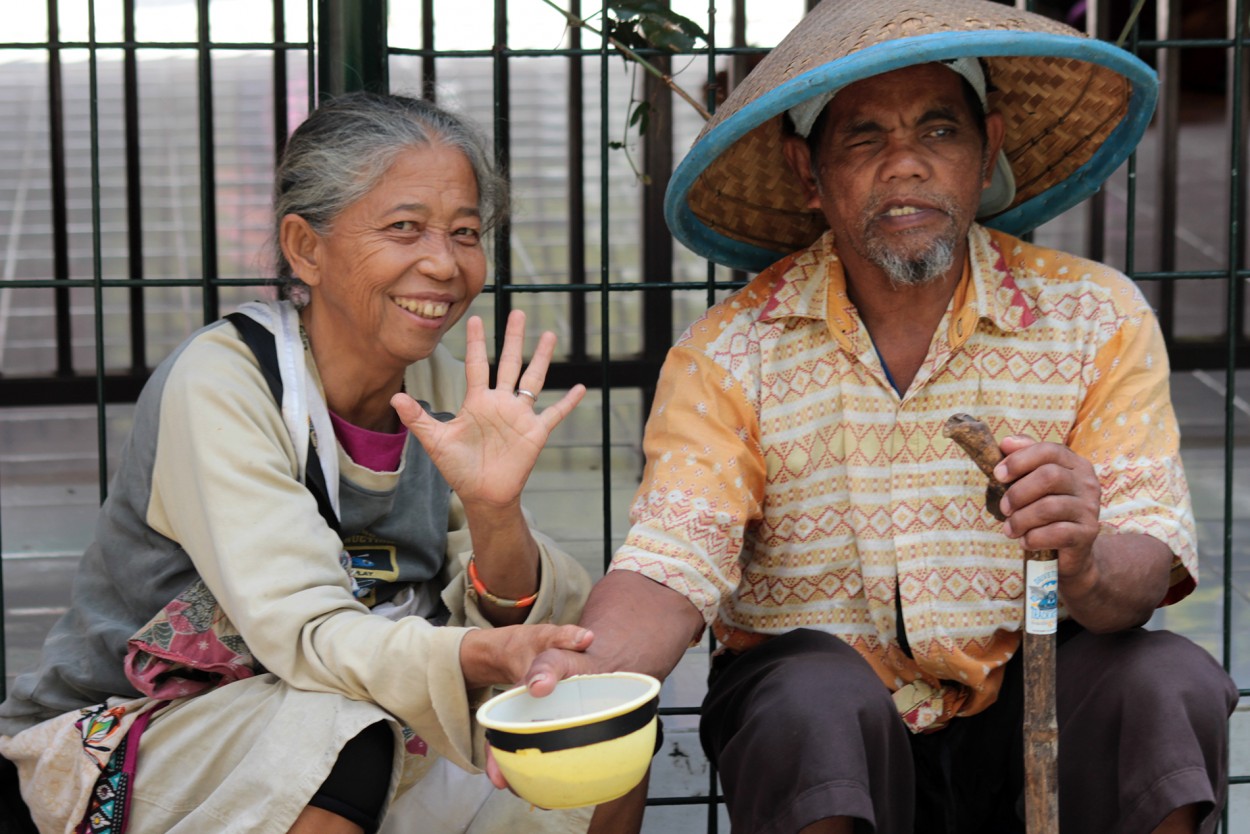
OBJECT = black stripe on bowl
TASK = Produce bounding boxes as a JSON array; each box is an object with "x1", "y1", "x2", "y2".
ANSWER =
[{"x1": 485, "y1": 695, "x2": 659, "y2": 754}]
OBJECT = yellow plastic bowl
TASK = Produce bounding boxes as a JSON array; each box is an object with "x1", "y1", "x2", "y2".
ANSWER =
[{"x1": 476, "y1": 671, "x2": 661, "y2": 809}]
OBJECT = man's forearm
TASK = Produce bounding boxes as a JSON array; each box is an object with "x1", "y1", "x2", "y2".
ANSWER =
[
  {"x1": 1059, "y1": 532, "x2": 1174, "y2": 632},
  {"x1": 578, "y1": 570, "x2": 706, "y2": 682}
]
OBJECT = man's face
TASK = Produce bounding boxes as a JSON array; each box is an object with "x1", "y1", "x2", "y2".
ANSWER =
[{"x1": 785, "y1": 63, "x2": 1005, "y2": 288}]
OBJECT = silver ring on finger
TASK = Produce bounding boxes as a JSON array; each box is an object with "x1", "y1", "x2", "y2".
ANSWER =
[{"x1": 515, "y1": 388, "x2": 537, "y2": 401}]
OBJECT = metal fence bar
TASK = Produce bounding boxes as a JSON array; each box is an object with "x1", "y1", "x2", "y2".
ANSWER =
[
  {"x1": 9, "y1": 37, "x2": 1248, "y2": 54},
  {"x1": 642, "y1": 43, "x2": 673, "y2": 421},
  {"x1": 1225, "y1": 1, "x2": 1248, "y2": 829},
  {"x1": 0, "y1": 277, "x2": 778, "y2": 291},
  {"x1": 596, "y1": 0, "x2": 615, "y2": 637},
  {"x1": 1083, "y1": 0, "x2": 1108, "y2": 263},
  {"x1": 704, "y1": 6, "x2": 725, "y2": 829},
  {"x1": 420, "y1": 0, "x2": 435, "y2": 101},
  {"x1": 318, "y1": 0, "x2": 387, "y2": 97},
  {"x1": 45, "y1": 0, "x2": 73, "y2": 379},
  {"x1": 273, "y1": 0, "x2": 290, "y2": 162},
  {"x1": 197, "y1": 0, "x2": 220, "y2": 324},
  {"x1": 1226, "y1": 0, "x2": 1247, "y2": 686},
  {"x1": 87, "y1": 0, "x2": 110, "y2": 502},
  {"x1": 307, "y1": 0, "x2": 316, "y2": 106},
  {"x1": 1154, "y1": 0, "x2": 1179, "y2": 342},
  {"x1": 123, "y1": 0, "x2": 148, "y2": 374},
  {"x1": 492, "y1": 0, "x2": 514, "y2": 355},
  {"x1": 567, "y1": 2, "x2": 588, "y2": 364},
  {"x1": 0, "y1": 460, "x2": 4, "y2": 698}
]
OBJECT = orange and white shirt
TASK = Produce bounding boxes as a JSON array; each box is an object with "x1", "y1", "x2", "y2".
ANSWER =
[{"x1": 611, "y1": 225, "x2": 1196, "y2": 730}]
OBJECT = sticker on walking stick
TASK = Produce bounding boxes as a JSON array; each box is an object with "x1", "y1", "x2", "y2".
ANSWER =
[{"x1": 1025, "y1": 559, "x2": 1059, "y2": 635}]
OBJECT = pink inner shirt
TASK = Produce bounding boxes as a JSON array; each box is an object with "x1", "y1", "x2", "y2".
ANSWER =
[{"x1": 329, "y1": 410, "x2": 408, "y2": 472}]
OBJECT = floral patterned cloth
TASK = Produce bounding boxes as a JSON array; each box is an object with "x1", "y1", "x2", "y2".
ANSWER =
[
  {"x1": 0, "y1": 697, "x2": 160, "y2": 834},
  {"x1": 75, "y1": 704, "x2": 159, "y2": 834},
  {"x1": 123, "y1": 580, "x2": 258, "y2": 700}
]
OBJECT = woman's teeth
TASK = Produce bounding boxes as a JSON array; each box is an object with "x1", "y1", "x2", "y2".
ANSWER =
[{"x1": 394, "y1": 298, "x2": 450, "y2": 319}]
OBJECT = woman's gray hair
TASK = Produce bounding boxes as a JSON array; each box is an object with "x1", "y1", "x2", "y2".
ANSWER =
[{"x1": 273, "y1": 92, "x2": 508, "y2": 303}]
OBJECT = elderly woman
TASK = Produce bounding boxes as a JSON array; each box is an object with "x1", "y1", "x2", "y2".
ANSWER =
[{"x1": 0, "y1": 93, "x2": 595, "y2": 834}]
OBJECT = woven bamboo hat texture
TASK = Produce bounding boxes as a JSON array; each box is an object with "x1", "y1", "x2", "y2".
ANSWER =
[{"x1": 664, "y1": 0, "x2": 1158, "y2": 272}]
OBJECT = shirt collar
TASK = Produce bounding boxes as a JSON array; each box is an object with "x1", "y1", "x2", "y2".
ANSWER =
[
  {"x1": 760, "y1": 225, "x2": 1038, "y2": 352},
  {"x1": 757, "y1": 231, "x2": 837, "y2": 324},
  {"x1": 959, "y1": 224, "x2": 1039, "y2": 346}
]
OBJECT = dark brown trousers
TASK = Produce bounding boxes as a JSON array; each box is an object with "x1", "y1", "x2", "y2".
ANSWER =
[{"x1": 700, "y1": 624, "x2": 1237, "y2": 834}]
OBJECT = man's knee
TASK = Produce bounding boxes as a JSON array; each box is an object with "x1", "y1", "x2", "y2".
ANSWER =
[
  {"x1": 703, "y1": 631, "x2": 912, "y2": 833},
  {"x1": 704, "y1": 629, "x2": 902, "y2": 760},
  {"x1": 1060, "y1": 628, "x2": 1236, "y2": 721},
  {"x1": 758, "y1": 631, "x2": 896, "y2": 725},
  {"x1": 1056, "y1": 629, "x2": 1236, "y2": 834}
]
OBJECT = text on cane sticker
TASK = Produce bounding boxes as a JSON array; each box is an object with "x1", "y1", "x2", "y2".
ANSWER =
[{"x1": 1025, "y1": 559, "x2": 1058, "y2": 635}]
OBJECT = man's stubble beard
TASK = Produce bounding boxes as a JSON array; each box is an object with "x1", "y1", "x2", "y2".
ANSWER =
[{"x1": 859, "y1": 194, "x2": 964, "y2": 289}]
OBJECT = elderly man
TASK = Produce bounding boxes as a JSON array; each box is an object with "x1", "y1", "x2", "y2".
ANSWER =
[{"x1": 521, "y1": 2, "x2": 1239, "y2": 833}]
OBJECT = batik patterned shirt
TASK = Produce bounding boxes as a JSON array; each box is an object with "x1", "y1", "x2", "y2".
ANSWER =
[{"x1": 612, "y1": 225, "x2": 1196, "y2": 730}]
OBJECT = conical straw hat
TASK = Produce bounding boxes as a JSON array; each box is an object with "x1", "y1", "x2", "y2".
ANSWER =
[{"x1": 664, "y1": 0, "x2": 1158, "y2": 272}]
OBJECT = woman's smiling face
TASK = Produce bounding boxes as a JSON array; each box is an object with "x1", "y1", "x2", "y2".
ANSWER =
[{"x1": 295, "y1": 142, "x2": 487, "y2": 371}]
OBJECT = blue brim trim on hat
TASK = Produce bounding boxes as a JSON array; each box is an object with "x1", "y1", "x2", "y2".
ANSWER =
[{"x1": 664, "y1": 31, "x2": 1159, "y2": 273}]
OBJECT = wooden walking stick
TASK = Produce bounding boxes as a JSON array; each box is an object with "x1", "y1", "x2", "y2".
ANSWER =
[{"x1": 943, "y1": 414, "x2": 1059, "y2": 834}]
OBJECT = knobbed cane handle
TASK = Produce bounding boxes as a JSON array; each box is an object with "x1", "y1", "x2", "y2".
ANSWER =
[{"x1": 942, "y1": 413, "x2": 1009, "y2": 523}]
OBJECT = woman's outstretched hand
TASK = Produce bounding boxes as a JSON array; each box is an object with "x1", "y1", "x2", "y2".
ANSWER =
[
  {"x1": 391, "y1": 310, "x2": 586, "y2": 511},
  {"x1": 459, "y1": 623, "x2": 594, "y2": 690}
]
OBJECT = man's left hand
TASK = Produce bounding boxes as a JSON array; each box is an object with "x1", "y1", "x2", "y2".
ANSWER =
[{"x1": 992, "y1": 435, "x2": 1101, "y2": 583}]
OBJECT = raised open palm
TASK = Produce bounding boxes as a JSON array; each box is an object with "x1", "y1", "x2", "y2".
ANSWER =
[{"x1": 391, "y1": 311, "x2": 586, "y2": 510}]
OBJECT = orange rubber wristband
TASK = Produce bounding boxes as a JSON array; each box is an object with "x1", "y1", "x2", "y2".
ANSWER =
[{"x1": 467, "y1": 556, "x2": 539, "y2": 608}]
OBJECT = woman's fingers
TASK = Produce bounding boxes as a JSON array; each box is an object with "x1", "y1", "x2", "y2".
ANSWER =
[
  {"x1": 485, "y1": 746, "x2": 510, "y2": 791},
  {"x1": 514, "y1": 329, "x2": 556, "y2": 400},
  {"x1": 462, "y1": 316, "x2": 490, "y2": 392},
  {"x1": 523, "y1": 637, "x2": 597, "y2": 697},
  {"x1": 462, "y1": 624, "x2": 594, "y2": 689},
  {"x1": 460, "y1": 311, "x2": 572, "y2": 411},
  {"x1": 494, "y1": 310, "x2": 527, "y2": 393},
  {"x1": 511, "y1": 625, "x2": 593, "y2": 689},
  {"x1": 536, "y1": 385, "x2": 587, "y2": 434},
  {"x1": 392, "y1": 392, "x2": 432, "y2": 436}
]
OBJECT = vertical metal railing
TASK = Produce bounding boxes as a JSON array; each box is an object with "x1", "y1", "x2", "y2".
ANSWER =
[
  {"x1": 566, "y1": 0, "x2": 589, "y2": 366},
  {"x1": 1154, "y1": 0, "x2": 1179, "y2": 337},
  {"x1": 87, "y1": 0, "x2": 108, "y2": 502},
  {"x1": 197, "y1": 0, "x2": 220, "y2": 324},
  {"x1": 123, "y1": 0, "x2": 148, "y2": 375},
  {"x1": 1083, "y1": 0, "x2": 1108, "y2": 262},
  {"x1": 46, "y1": 0, "x2": 72, "y2": 380},
  {"x1": 1222, "y1": 0, "x2": 1249, "y2": 822},
  {"x1": 491, "y1": 0, "x2": 515, "y2": 353}
]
